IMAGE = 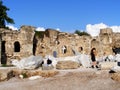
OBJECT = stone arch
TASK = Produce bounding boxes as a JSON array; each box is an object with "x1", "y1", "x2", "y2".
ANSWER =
[
  {"x1": 55, "y1": 39, "x2": 60, "y2": 45},
  {"x1": 113, "y1": 40, "x2": 120, "y2": 48},
  {"x1": 14, "y1": 41, "x2": 20, "y2": 52},
  {"x1": 62, "y1": 45, "x2": 67, "y2": 54},
  {"x1": 91, "y1": 39, "x2": 103, "y2": 56},
  {"x1": 112, "y1": 39, "x2": 120, "y2": 54},
  {"x1": 91, "y1": 39, "x2": 100, "y2": 48},
  {"x1": 112, "y1": 47, "x2": 120, "y2": 54},
  {"x1": 78, "y1": 46, "x2": 83, "y2": 53},
  {"x1": 53, "y1": 51, "x2": 57, "y2": 57}
]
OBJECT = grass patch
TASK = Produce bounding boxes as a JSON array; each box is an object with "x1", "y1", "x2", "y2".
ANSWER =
[{"x1": 1, "y1": 64, "x2": 14, "y2": 67}]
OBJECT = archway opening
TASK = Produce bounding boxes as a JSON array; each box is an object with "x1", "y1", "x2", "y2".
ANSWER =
[
  {"x1": 62, "y1": 45, "x2": 67, "y2": 54},
  {"x1": 33, "y1": 35, "x2": 38, "y2": 55},
  {"x1": 112, "y1": 47, "x2": 120, "y2": 55},
  {"x1": 1, "y1": 41, "x2": 7, "y2": 64},
  {"x1": 14, "y1": 41, "x2": 20, "y2": 52},
  {"x1": 2, "y1": 41, "x2": 6, "y2": 53}
]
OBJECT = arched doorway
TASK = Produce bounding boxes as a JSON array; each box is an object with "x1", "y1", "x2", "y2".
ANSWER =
[
  {"x1": 91, "y1": 39, "x2": 100, "y2": 48},
  {"x1": 2, "y1": 41, "x2": 6, "y2": 53},
  {"x1": 1, "y1": 41, "x2": 7, "y2": 64},
  {"x1": 33, "y1": 35, "x2": 38, "y2": 55},
  {"x1": 112, "y1": 40, "x2": 120, "y2": 54},
  {"x1": 14, "y1": 41, "x2": 20, "y2": 52},
  {"x1": 113, "y1": 47, "x2": 120, "y2": 54}
]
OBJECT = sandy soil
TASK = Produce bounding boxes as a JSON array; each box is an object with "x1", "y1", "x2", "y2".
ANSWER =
[{"x1": 0, "y1": 68, "x2": 120, "y2": 90}]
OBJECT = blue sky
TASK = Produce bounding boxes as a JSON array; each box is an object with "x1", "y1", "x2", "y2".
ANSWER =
[{"x1": 3, "y1": 0, "x2": 120, "y2": 35}]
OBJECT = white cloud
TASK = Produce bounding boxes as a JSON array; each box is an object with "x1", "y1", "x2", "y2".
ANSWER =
[
  {"x1": 36, "y1": 27, "x2": 61, "y2": 32},
  {"x1": 86, "y1": 23, "x2": 120, "y2": 36},
  {"x1": 36, "y1": 27, "x2": 45, "y2": 31},
  {"x1": 86, "y1": 23, "x2": 108, "y2": 36},
  {"x1": 56, "y1": 28, "x2": 60, "y2": 31},
  {"x1": 6, "y1": 25, "x2": 18, "y2": 30},
  {"x1": 110, "y1": 26, "x2": 120, "y2": 32}
]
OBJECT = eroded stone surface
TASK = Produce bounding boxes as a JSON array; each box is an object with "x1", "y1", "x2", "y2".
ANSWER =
[{"x1": 0, "y1": 27, "x2": 120, "y2": 64}]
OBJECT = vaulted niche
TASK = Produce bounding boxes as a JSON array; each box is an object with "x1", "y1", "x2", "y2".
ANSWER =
[{"x1": 14, "y1": 41, "x2": 20, "y2": 52}]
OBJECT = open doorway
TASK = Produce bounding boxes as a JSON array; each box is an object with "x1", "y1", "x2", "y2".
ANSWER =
[
  {"x1": 113, "y1": 47, "x2": 120, "y2": 55},
  {"x1": 14, "y1": 41, "x2": 20, "y2": 52},
  {"x1": 33, "y1": 35, "x2": 38, "y2": 55},
  {"x1": 1, "y1": 41, "x2": 7, "y2": 64}
]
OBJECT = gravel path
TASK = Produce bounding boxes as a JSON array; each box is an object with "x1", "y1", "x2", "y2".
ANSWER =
[{"x1": 0, "y1": 68, "x2": 120, "y2": 90}]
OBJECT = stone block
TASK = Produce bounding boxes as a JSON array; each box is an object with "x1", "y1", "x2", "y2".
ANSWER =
[
  {"x1": 111, "y1": 72, "x2": 120, "y2": 81},
  {"x1": 42, "y1": 64, "x2": 54, "y2": 70},
  {"x1": 56, "y1": 61, "x2": 79, "y2": 70},
  {"x1": 13, "y1": 69, "x2": 59, "y2": 78},
  {"x1": 100, "y1": 62, "x2": 117, "y2": 70},
  {"x1": 0, "y1": 70, "x2": 14, "y2": 81}
]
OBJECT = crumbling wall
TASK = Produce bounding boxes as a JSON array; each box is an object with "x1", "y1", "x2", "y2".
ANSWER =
[
  {"x1": 112, "y1": 33, "x2": 120, "y2": 48},
  {"x1": 35, "y1": 28, "x2": 119, "y2": 58},
  {"x1": 0, "y1": 26, "x2": 35, "y2": 64},
  {"x1": 99, "y1": 28, "x2": 113, "y2": 56},
  {"x1": 1, "y1": 26, "x2": 120, "y2": 64},
  {"x1": 35, "y1": 30, "x2": 92, "y2": 57}
]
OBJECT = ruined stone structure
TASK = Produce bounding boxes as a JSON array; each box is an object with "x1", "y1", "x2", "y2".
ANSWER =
[
  {"x1": 0, "y1": 26, "x2": 35, "y2": 64},
  {"x1": 0, "y1": 25, "x2": 120, "y2": 64}
]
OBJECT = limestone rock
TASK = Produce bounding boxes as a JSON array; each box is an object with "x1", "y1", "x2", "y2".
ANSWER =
[
  {"x1": 40, "y1": 70, "x2": 59, "y2": 77},
  {"x1": 0, "y1": 70, "x2": 14, "y2": 81},
  {"x1": 100, "y1": 62, "x2": 117, "y2": 70},
  {"x1": 42, "y1": 64, "x2": 54, "y2": 70},
  {"x1": 13, "y1": 69, "x2": 59, "y2": 78},
  {"x1": 111, "y1": 73, "x2": 120, "y2": 81},
  {"x1": 11, "y1": 55, "x2": 43, "y2": 69},
  {"x1": 56, "y1": 61, "x2": 80, "y2": 69}
]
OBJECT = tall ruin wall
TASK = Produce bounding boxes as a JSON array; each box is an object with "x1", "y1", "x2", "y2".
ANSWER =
[
  {"x1": 0, "y1": 26, "x2": 35, "y2": 64},
  {"x1": 0, "y1": 26, "x2": 120, "y2": 64}
]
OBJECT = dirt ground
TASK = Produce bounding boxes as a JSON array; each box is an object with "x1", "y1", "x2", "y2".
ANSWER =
[{"x1": 0, "y1": 68, "x2": 120, "y2": 90}]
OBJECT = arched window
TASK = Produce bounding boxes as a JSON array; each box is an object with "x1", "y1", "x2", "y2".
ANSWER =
[
  {"x1": 62, "y1": 45, "x2": 67, "y2": 54},
  {"x1": 14, "y1": 41, "x2": 20, "y2": 52}
]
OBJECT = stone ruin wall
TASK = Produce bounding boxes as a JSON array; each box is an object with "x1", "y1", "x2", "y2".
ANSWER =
[
  {"x1": 0, "y1": 26, "x2": 35, "y2": 63},
  {"x1": 35, "y1": 28, "x2": 120, "y2": 58},
  {"x1": 0, "y1": 26, "x2": 120, "y2": 64},
  {"x1": 112, "y1": 33, "x2": 120, "y2": 48},
  {"x1": 35, "y1": 29, "x2": 92, "y2": 57},
  {"x1": 99, "y1": 28, "x2": 113, "y2": 56}
]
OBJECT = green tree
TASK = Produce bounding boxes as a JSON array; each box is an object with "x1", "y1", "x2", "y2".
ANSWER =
[
  {"x1": 0, "y1": 0, "x2": 14, "y2": 28},
  {"x1": 74, "y1": 30, "x2": 90, "y2": 36}
]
